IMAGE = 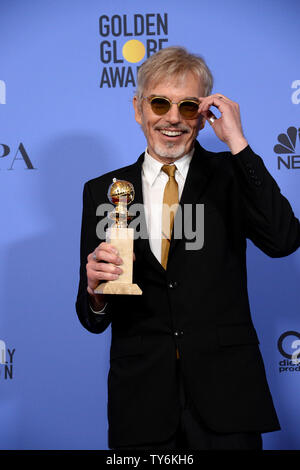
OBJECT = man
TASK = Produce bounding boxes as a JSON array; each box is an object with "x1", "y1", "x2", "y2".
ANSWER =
[{"x1": 76, "y1": 47, "x2": 300, "y2": 450}]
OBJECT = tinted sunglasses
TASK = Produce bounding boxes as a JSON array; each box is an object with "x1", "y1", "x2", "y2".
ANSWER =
[{"x1": 144, "y1": 96, "x2": 200, "y2": 119}]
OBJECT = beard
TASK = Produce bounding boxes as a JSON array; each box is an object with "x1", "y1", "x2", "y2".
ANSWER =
[
  {"x1": 152, "y1": 123, "x2": 193, "y2": 159},
  {"x1": 152, "y1": 141, "x2": 187, "y2": 159}
]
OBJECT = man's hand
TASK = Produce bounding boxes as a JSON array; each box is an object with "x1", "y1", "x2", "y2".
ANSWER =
[
  {"x1": 86, "y1": 242, "x2": 124, "y2": 310},
  {"x1": 198, "y1": 93, "x2": 248, "y2": 155}
]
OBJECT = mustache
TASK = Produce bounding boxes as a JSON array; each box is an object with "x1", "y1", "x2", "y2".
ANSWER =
[{"x1": 154, "y1": 124, "x2": 190, "y2": 132}]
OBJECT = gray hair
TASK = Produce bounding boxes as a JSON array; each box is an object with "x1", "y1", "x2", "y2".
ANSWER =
[{"x1": 136, "y1": 46, "x2": 213, "y2": 101}]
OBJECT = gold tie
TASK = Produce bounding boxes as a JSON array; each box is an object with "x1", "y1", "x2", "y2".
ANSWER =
[{"x1": 161, "y1": 164, "x2": 179, "y2": 270}]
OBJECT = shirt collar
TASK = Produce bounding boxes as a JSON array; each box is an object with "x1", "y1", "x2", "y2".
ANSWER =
[{"x1": 142, "y1": 147, "x2": 194, "y2": 187}]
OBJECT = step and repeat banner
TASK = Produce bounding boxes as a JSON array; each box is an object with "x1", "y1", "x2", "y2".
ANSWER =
[{"x1": 0, "y1": 0, "x2": 299, "y2": 450}]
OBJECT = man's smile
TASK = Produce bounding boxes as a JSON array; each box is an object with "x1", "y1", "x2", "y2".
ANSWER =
[
  {"x1": 161, "y1": 130, "x2": 183, "y2": 137},
  {"x1": 155, "y1": 125, "x2": 190, "y2": 140}
]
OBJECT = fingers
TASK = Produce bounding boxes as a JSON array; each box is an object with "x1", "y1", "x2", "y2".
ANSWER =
[
  {"x1": 198, "y1": 94, "x2": 226, "y2": 114},
  {"x1": 87, "y1": 243, "x2": 136, "y2": 291},
  {"x1": 87, "y1": 242, "x2": 123, "y2": 285},
  {"x1": 90, "y1": 242, "x2": 122, "y2": 264},
  {"x1": 87, "y1": 265, "x2": 121, "y2": 283},
  {"x1": 198, "y1": 93, "x2": 241, "y2": 128},
  {"x1": 198, "y1": 93, "x2": 238, "y2": 114},
  {"x1": 198, "y1": 93, "x2": 246, "y2": 153},
  {"x1": 92, "y1": 261, "x2": 123, "y2": 274},
  {"x1": 199, "y1": 93, "x2": 233, "y2": 104},
  {"x1": 208, "y1": 93, "x2": 231, "y2": 103}
]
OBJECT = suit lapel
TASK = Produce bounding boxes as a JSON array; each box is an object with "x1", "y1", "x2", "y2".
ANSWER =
[{"x1": 168, "y1": 141, "x2": 214, "y2": 257}]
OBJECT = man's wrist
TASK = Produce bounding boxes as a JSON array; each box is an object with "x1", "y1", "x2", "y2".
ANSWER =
[
  {"x1": 88, "y1": 290, "x2": 107, "y2": 312},
  {"x1": 228, "y1": 137, "x2": 248, "y2": 155}
]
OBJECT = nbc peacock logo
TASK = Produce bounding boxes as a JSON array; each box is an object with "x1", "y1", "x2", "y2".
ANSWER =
[{"x1": 274, "y1": 126, "x2": 300, "y2": 170}]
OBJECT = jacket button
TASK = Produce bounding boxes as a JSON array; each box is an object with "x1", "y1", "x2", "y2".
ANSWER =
[
  {"x1": 174, "y1": 330, "x2": 184, "y2": 337},
  {"x1": 168, "y1": 281, "x2": 178, "y2": 288}
]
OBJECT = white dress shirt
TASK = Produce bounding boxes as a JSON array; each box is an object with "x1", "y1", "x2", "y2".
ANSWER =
[
  {"x1": 142, "y1": 147, "x2": 194, "y2": 263},
  {"x1": 91, "y1": 146, "x2": 194, "y2": 314}
]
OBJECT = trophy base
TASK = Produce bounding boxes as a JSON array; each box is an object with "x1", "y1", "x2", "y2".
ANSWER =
[{"x1": 94, "y1": 282, "x2": 142, "y2": 295}]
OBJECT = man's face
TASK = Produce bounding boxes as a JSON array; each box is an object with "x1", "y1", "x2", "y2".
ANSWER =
[{"x1": 133, "y1": 72, "x2": 205, "y2": 163}]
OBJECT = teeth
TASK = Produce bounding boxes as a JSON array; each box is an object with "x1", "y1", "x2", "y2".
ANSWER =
[{"x1": 160, "y1": 130, "x2": 182, "y2": 136}]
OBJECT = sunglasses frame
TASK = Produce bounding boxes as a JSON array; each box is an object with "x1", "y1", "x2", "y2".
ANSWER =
[{"x1": 143, "y1": 95, "x2": 200, "y2": 119}]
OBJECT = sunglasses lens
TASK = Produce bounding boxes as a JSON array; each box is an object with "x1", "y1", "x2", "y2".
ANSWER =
[
  {"x1": 149, "y1": 97, "x2": 199, "y2": 118},
  {"x1": 179, "y1": 101, "x2": 199, "y2": 119},
  {"x1": 150, "y1": 97, "x2": 170, "y2": 115}
]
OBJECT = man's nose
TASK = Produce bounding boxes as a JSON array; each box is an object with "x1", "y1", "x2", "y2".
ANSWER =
[{"x1": 165, "y1": 103, "x2": 182, "y2": 123}]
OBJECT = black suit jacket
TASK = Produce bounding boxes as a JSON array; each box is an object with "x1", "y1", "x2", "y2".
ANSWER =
[{"x1": 76, "y1": 141, "x2": 300, "y2": 448}]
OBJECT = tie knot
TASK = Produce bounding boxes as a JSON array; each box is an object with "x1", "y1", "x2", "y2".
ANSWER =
[{"x1": 162, "y1": 164, "x2": 177, "y2": 178}]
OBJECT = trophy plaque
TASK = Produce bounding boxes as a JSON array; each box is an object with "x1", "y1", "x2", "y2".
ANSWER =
[{"x1": 94, "y1": 178, "x2": 142, "y2": 295}]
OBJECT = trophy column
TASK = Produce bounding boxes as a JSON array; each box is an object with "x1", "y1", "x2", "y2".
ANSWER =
[{"x1": 94, "y1": 178, "x2": 142, "y2": 296}]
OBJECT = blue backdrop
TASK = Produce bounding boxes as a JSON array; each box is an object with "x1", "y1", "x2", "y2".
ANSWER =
[{"x1": 0, "y1": 0, "x2": 299, "y2": 450}]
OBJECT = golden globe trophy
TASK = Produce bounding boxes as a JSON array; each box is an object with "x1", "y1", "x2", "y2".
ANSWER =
[{"x1": 94, "y1": 178, "x2": 142, "y2": 295}]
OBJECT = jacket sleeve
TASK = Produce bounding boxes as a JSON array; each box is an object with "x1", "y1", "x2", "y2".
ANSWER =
[
  {"x1": 232, "y1": 145, "x2": 300, "y2": 257},
  {"x1": 75, "y1": 181, "x2": 113, "y2": 334}
]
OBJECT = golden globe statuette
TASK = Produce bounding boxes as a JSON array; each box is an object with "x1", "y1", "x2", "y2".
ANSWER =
[{"x1": 94, "y1": 178, "x2": 142, "y2": 295}]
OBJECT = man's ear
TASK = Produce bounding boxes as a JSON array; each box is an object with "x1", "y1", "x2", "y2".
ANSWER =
[{"x1": 133, "y1": 96, "x2": 142, "y2": 125}]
